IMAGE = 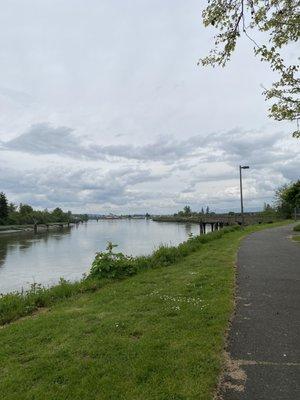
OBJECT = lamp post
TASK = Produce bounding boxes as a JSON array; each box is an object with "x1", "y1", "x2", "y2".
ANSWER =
[{"x1": 239, "y1": 165, "x2": 249, "y2": 227}]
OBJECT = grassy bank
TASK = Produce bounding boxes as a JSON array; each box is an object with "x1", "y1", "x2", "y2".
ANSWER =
[
  {"x1": 0, "y1": 221, "x2": 292, "y2": 400},
  {"x1": 0, "y1": 226, "x2": 239, "y2": 325}
]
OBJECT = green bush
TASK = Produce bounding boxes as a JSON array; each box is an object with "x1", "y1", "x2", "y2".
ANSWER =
[
  {"x1": 90, "y1": 242, "x2": 137, "y2": 279},
  {"x1": 293, "y1": 223, "x2": 300, "y2": 231}
]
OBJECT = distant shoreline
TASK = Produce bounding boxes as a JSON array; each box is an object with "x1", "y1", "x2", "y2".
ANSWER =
[{"x1": 0, "y1": 222, "x2": 76, "y2": 235}]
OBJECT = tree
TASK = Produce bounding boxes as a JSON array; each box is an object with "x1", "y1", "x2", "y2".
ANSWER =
[
  {"x1": 206, "y1": 206, "x2": 210, "y2": 214},
  {"x1": 262, "y1": 202, "x2": 277, "y2": 218},
  {"x1": 0, "y1": 192, "x2": 8, "y2": 222},
  {"x1": 82, "y1": 214, "x2": 89, "y2": 222},
  {"x1": 19, "y1": 204, "x2": 33, "y2": 215},
  {"x1": 275, "y1": 180, "x2": 300, "y2": 217},
  {"x1": 200, "y1": 0, "x2": 300, "y2": 137},
  {"x1": 183, "y1": 205, "x2": 192, "y2": 216},
  {"x1": 201, "y1": 207, "x2": 205, "y2": 214},
  {"x1": 52, "y1": 207, "x2": 65, "y2": 221},
  {"x1": 8, "y1": 202, "x2": 17, "y2": 213}
]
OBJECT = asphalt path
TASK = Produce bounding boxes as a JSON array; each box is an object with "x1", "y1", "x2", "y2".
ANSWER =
[{"x1": 221, "y1": 224, "x2": 300, "y2": 399}]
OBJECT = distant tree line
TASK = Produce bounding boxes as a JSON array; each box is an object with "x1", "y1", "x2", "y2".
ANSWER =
[
  {"x1": 0, "y1": 192, "x2": 87, "y2": 225},
  {"x1": 175, "y1": 180, "x2": 300, "y2": 219},
  {"x1": 175, "y1": 205, "x2": 214, "y2": 217}
]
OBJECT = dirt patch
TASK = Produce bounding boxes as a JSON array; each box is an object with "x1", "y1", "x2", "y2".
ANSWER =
[
  {"x1": 216, "y1": 352, "x2": 247, "y2": 399},
  {"x1": 213, "y1": 258, "x2": 247, "y2": 399}
]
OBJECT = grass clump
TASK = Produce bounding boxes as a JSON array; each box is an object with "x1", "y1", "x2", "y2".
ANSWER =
[{"x1": 0, "y1": 278, "x2": 106, "y2": 326}]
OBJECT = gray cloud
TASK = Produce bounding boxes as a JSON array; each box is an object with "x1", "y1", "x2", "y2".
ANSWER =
[
  {"x1": 3, "y1": 123, "x2": 94, "y2": 159},
  {"x1": 5, "y1": 124, "x2": 297, "y2": 173},
  {"x1": 0, "y1": 164, "x2": 166, "y2": 210},
  {"x1": 1, "y1": 123, "x2": 299, "y2": 213},
  {"x1": 2, "y1": 123, "x2": 207, "y2": 162}
]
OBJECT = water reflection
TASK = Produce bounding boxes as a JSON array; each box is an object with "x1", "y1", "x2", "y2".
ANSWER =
[
  {"x1": 184, "y1": 223, "x2": 193, "y2": 236},
  {"x1": 0, "y1": 220, "x2": 201, "y2": 294},
  {"x1": 0, "y1": 228, "x2": 72, "y2": 269}
]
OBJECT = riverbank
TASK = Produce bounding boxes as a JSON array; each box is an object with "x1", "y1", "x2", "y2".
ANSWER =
[
  {"x1": 0, "y1": 225, "x2": 240, "y2": 325},
  {"x1": 0, "y1": 222, "x2": 79, "y2": 235},
  {"x1": 0, "y1": 224, "x2": 33, "y2": 233},
  {"x1": 0, "y1": 221, "x2": 292, "y2": 399},
  {"x1": 153, "y1": 214, "x2": 281, "y2": 225},
  {"x1": 0, "y1": 219, "x2": 204, "y2": 294}
]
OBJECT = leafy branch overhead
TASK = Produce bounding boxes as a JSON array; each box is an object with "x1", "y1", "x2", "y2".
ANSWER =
[{"x1": 200, "y1": 0, "x2": 300, "y2": 137}]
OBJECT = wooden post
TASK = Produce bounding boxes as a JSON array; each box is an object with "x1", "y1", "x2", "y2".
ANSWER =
[{"x1": 200, "y1": 222, "x2": 204, "y2": 234}]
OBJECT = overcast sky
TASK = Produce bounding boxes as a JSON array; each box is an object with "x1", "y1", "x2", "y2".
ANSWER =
[{"x1": 0, "y1": 0, "x2": 299, "y2": 214}]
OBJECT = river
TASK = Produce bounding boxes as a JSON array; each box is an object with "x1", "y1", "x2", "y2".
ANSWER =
[{"x1": 0, "y1": 219, "x2": 206, "y2": 294}]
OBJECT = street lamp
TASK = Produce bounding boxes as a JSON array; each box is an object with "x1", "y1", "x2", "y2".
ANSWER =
[{"x1": 239, "y1": 165, "x2": 249, "y2": 227}]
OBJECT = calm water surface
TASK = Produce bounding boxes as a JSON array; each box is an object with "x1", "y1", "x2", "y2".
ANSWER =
[{"x1": 0, "y1": 220, "x2": 204, "y2": 294}]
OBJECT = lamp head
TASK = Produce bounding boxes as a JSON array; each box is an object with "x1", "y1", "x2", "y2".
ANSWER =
[{"x1": 241, "y1": 166, "x2": 249, "y2": 169}]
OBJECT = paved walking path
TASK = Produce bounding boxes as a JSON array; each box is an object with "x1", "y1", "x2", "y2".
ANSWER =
[{"x1": 222, "y1": 224, "x2": 300, "y2": 399}]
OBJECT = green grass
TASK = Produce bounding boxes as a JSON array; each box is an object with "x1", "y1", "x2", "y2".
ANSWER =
[
  {"x1": 0, "y1": 221, "x2": 292, "y2": 400},
  {"x1": 292, "y1": 235, "x2": 300, "y2": 242}
]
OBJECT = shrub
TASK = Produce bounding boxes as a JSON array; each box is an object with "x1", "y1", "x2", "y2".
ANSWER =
[
  {"x1": 151, "y1": 245, "x2": 180, "y2": 267},
  {"x1": 89, "y1": 242, "x2": 137, "y2": 279},
  {"x1": 293, "y1": 223, "x2": 300, "y2": 231}
]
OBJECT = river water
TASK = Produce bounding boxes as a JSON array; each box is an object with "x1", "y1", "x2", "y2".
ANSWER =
[{"x1": 0, "y1": 219, "x2": 204, "y2": 294}]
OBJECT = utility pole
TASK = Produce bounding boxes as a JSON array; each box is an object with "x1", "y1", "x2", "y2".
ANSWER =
[{"x1": 239, "y1": 165, "x2": 249, "y2": 227}]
